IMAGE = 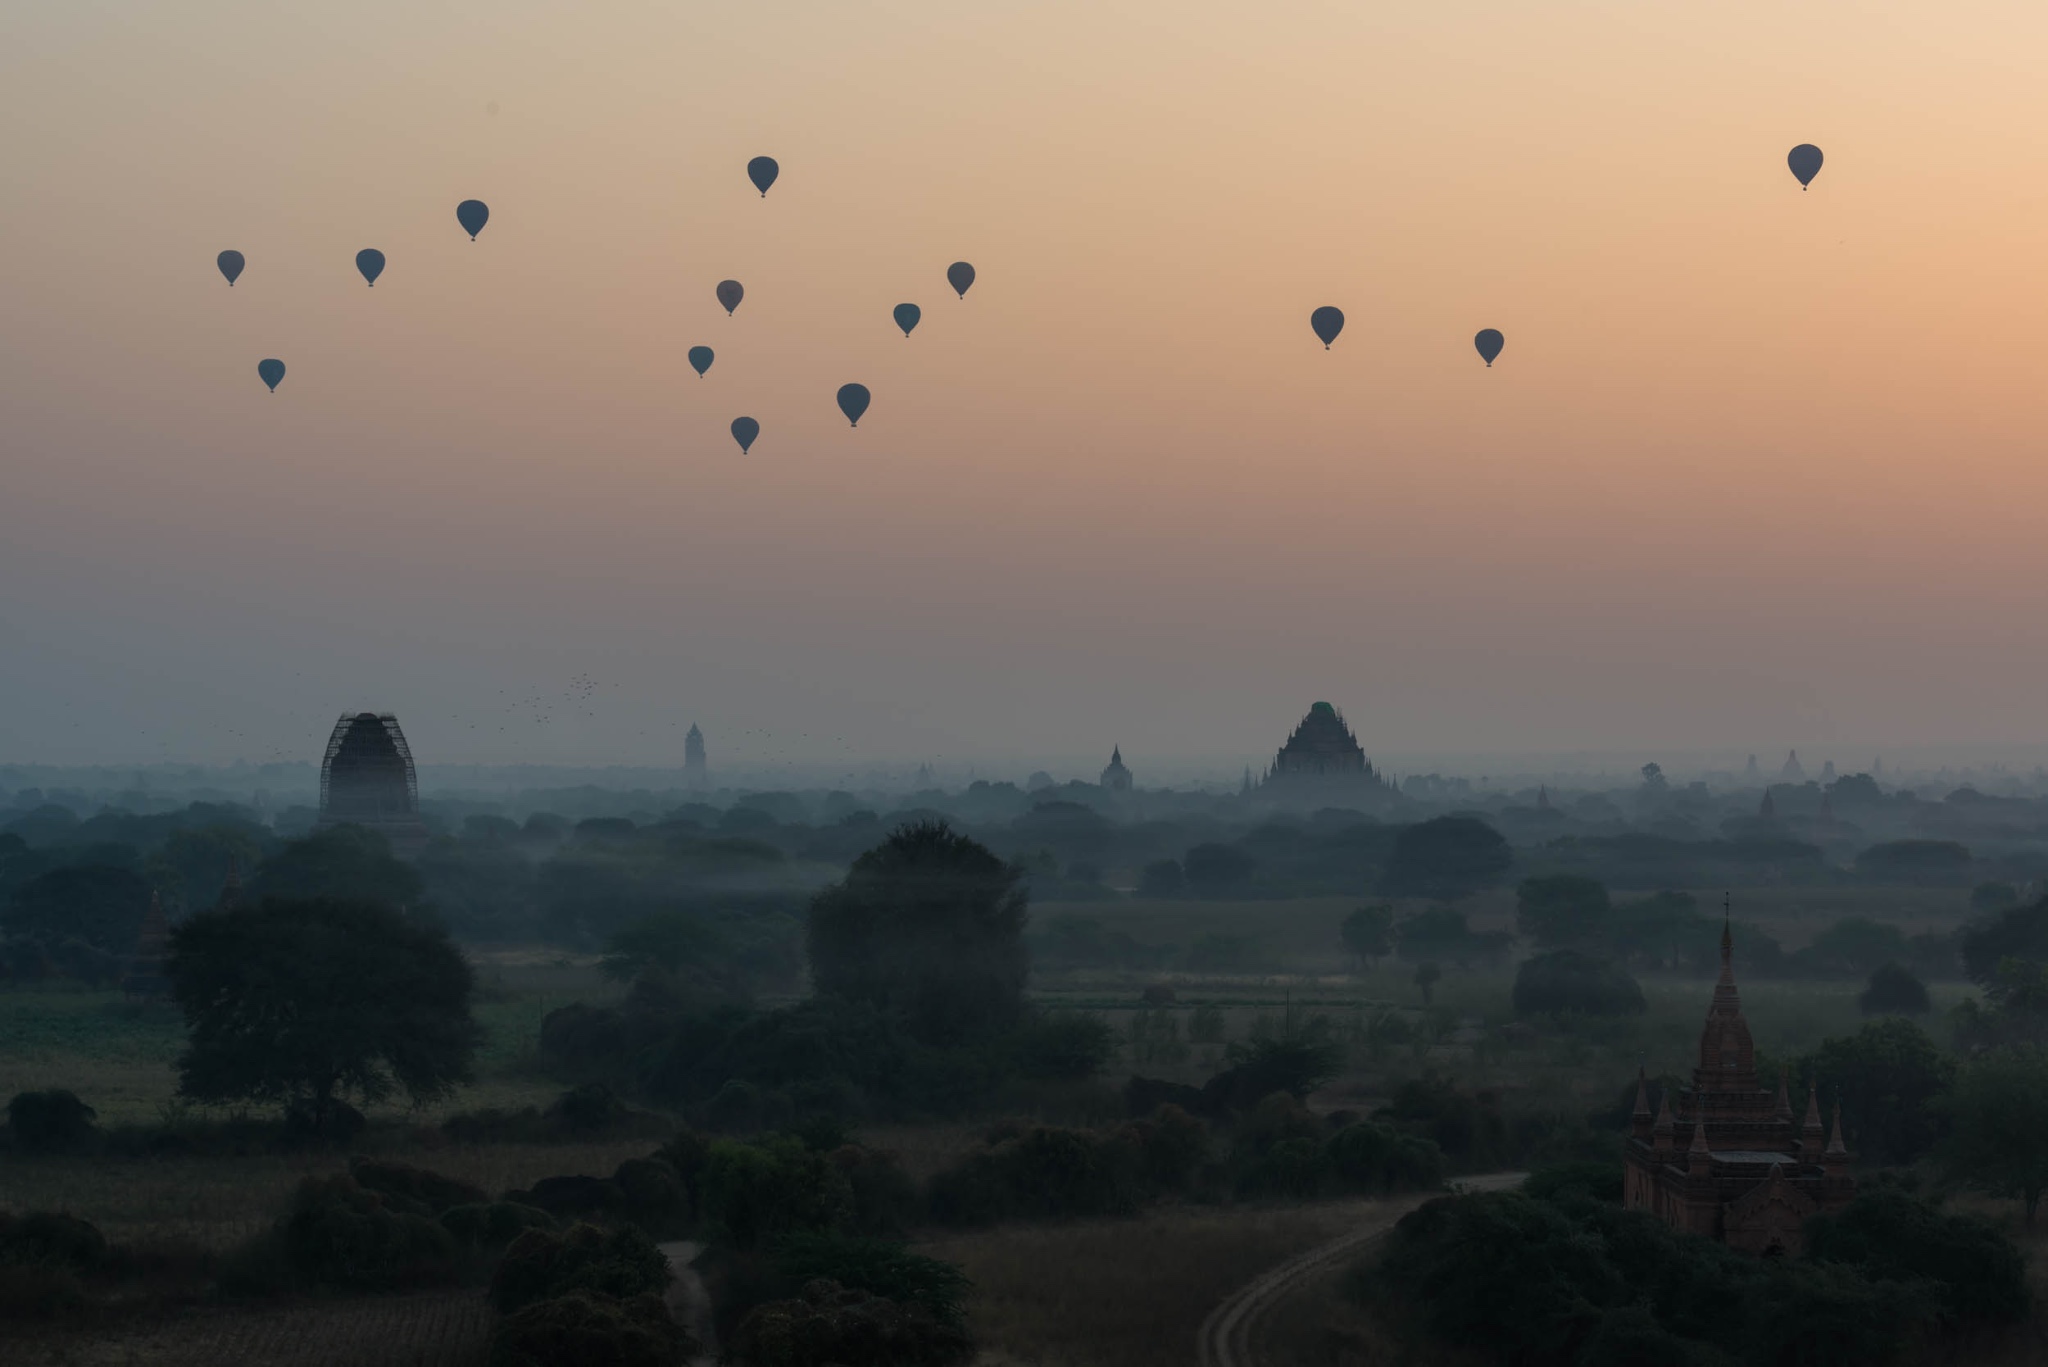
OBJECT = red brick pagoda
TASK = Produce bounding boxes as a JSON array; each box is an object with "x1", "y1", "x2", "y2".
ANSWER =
[{"x1": 1622, "y1": 918, "x2": 1855, "y2": 1254}]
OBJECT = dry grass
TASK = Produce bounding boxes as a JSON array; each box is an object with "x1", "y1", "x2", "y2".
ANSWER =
[
  {"x1": 918, "y1": 1199, "x2": 1414, "y2": 1367},
  {"x1": 0, "y1": 1139, "x2": 663, "y2": 1250},
  {"x1": 4, "y1": 1288, "x2": 494, "y2": 1366}
]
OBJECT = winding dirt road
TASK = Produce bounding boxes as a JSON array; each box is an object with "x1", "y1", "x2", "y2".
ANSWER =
[{"x1": 1195, "y1": 1173, "x2": 1526, "y2": 1367}]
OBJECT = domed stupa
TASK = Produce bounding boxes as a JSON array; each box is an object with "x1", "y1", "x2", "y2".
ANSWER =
[{"x1": 316, "y1": 712, "x2": 427, "y2": 850}]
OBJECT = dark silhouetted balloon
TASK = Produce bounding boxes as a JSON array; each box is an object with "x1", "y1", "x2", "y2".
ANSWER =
[
  {"x1": 731, "y1": 417, "x2": 760, "y2": 453},
  {"x1": 257, "y1": 359, "x2": 286, "y2": 392},
  {"x1": 893, "y1": 303, "x2": 921, "y2": 337},
  {"x1": 456, "y1": 199, "x2": 490, "y2": 239},
  {"x1": 356, "y1": 249, "x2": 385, "y2": 287},
  {"x1": 717, "y1": 280, "x2": 744, "y2": 315},
  {"x1": 1310, "y1": 306, "x2": 1344, "y2": 350},
  {"x1": 688, "y1": 346, "x2": 714, "y2": 378},
  {"x1": 837, "y1": 383, "x2": 871, "y2": 427},
  {"x1": 747, "y1": 156, "x2": 779, "y2": 197},
  {"x1": 1474, "y1": 328, "x2": 1504, "y2": 367},
  {"x1": 1788, "y1": 144, "x2": 1823, "y2": 189},
  {"x1": 217, "y1": 250, "x2": 245, "y2": 286},
  {"x1": 947, "y1": 262, "x2": 975, "y2": 298}
]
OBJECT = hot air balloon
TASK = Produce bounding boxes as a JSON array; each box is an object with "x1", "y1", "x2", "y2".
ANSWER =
[
  {"x1": 717, "y1": 280, "x2": 744, "y2": 315},
  {"x1": 947, "y1": 262, "x2": 975, "y2": 298},
  {"x1": 893, "y1": 303, "x2": 921, "y2": 337},
  {"x1": 356, "y1": 249, "x2": 385, "y2": 287},
  {"x1": 747, "y1": 156, "x2": 779, "y2": 197},
  {"x1": 731, "y1": 417, "x2": 760, "y2": 453},
  {"x1": 1474, "y1": 329, "x2": 1504, "y2": 367},
  {"x1": 217, "y1": 250, "x2": 245, "y2": 286},
  {"x1": 257, "y1": 359, "x2": 286, "y2": 392},
  {"x1": 688, "y1": 346, "x2": 714, "y2": 378},
  {"x1": 837, "y1": 383, "x2": 871, "y2": 427},
  {"x1": 1788, "y1": 144, "x2": 1823, "y2": 189},
  {"x1": 456, "y1": 199, "x2": 490, "y2": 239},
  {"x1": 1310, "y1": 306, "x2": 1344, "y2": 350}
]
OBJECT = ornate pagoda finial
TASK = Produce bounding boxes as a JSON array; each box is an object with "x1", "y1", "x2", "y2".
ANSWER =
[
  {"x1": 1826, "y1": 1102, "x2": 1848, "y2": 1157},
  {"x1": 1775, "y1": 1064, "x2": 1792, "y2": 1121}
]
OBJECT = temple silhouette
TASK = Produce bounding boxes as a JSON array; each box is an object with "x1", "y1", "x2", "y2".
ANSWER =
[
  {"x1": 316, "y1": 712, "x2": 427, "y2": 851},
  {"x1": 1256, "y1": 702, "x2": 1387, "y2": 803},
  {"x1": 1624, "y1": 917, "x2": 1855, "y2": 1253}
]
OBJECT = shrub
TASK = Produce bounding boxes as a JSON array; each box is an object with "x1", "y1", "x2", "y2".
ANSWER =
[
  {"x1": 1858, "y1": 963, "x2": 1930, "y2": 1015},
  {"x1": 729, "y1": 1278, "x2": 973, "y2": 1367},
  {"x1": 490, "y1": 1290, "x2": 697, "y2": 1367},
  {"x1": 348, "y1": 1156, "x2": 489, "y2": 1214},
  {"x1": 1806, "y1": 1189, "x2": 2030, "y2": 1327},
  {"x1": 699, "y1": 1137, "x2": 856, "y2": 1251},
  {"x1": 1240, "y1": 1136, "x2": 1328, "y2": 1198},
  {"x1": 1001, "y1": 1013, "x2": 1115, "y2": 1080},
  {"x1": 490, "y1": 1222, "x2": 671, "y2": 1314},
  {"x1": 1522, "y1": 1162, "x2": 1623, "y2": 1204},
  {"x1": 1327, "y1": 1123, "x2": 1445, "y2": 1195},
  {"x1": 7, "y1": 1090, "x2": 98, "y2": 1153},
  {"x1": 0, "y1": 1211, "x2": 108, "y2": 1272},
  {"x1": 1512, "y1": 951, "x2": 1645, "y2": 1017},
  {"x1": 926, "y1": 1124, "x2": 1148, "y2": 1226},
  {"x1": 769, "y1": 1233, "x2": 972, "y2": 1326},
  {"x1": 611, "y1": 1157, "x2": 691, "y2": 1236},
  {"x1": 440, "y1": 1202, "x2": 556, "y2": 1249},
  {"x1": 831, "y1": 1145, "x2": 920, "y2": 1236},
  {"x1": 270, "y1": 1175, "x2": 459, "y2": 1291},
  {"x1": 546, "y1": 1083, "x2": 634, "y2": 1133}
]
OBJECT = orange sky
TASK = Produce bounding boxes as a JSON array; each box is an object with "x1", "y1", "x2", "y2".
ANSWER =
[{"x1": 5, "y1": 1, "x2": 2048, "y2": 772}]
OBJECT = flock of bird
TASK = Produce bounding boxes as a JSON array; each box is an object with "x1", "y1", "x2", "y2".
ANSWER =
[
  {"x1": 215, "y1": 144, "x2": 1828, "y2": 447},
  {"x1": 214, "y1": 158, "x2": 978, "y2": 455}
]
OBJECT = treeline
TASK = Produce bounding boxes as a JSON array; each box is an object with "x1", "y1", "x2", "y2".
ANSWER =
[{"x1": 1359, "y1": 1175, "x2": 2031, "y2": 1366}]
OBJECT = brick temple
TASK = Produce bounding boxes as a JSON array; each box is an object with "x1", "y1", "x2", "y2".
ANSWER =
[{"x1": 1622, "y1": 919, "x2": 1855, "y2": 1254}]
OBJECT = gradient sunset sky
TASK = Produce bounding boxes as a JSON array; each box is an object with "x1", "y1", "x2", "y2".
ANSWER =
[{"x1": 5, "y1": 1, "x2": 2048, "y2": 773}]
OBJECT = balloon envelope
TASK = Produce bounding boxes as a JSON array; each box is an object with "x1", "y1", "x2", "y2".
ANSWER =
[
  {"x1": 1310, "y1": 306, "x2": 1345, "y2": 349},
  {"x1": 1474, "y1": 328, "x2": 1505, "y2": 366},
  {"x1": 716, "y1": 279, "x2": 744, "y2": 315},
  {"x1": 257, "y1": 358, "x2": 285, "y2": 392},
  {"x1": 217, "y1": 250, "x2": 245, "y2": 286},
  {"x1": 893, "y1": 303, "x2": 921, "y2": 337},
  {"x1": 837, "y1": 383, "x2": 871, "y2": 427},
  {"x1": 1787, "y1": 144, "x2": 1823, "y2": 188},
  {"x1": 688, "y1": 346, "x2": 714, "y2": 378},
  {"x1": 747, "y1": 156, "x2": 779, "y2": 196},
  {"x1": 456, "y1": 199, "x2": 490, "y2": 238},
  {"x1": 731, "y1": 417, "x2": 759, "y2": 453},
  {"x1": 947, "y1": 261, "x2": 975, "y2": 298},
  {"x1": 355, "y1": 249, "x2": 385, "y2": 286}
]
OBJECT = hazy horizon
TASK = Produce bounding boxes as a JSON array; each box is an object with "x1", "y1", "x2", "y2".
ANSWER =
[{"x1": 9, "y1": 3, "x2": 2048, "y2": 768}]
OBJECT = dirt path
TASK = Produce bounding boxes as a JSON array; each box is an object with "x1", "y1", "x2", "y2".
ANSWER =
[{"x1": 1195, "y1": 1174, "x2": 1525, "y2": 1367}]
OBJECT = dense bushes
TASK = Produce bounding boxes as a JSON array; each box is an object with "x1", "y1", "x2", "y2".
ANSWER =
[
  {"x1": 1512, "y1": 951, "x2": 1646, "y2": 1017},
  {"x1": 730, "y1": 1278, "x2": 973, "y2": 1367},
  {"x1": 489, "y1": 1223, "x2": 670, "y2": 1313},
  {"x1": 222, "y1": 1174, "x2": 461, "y2": 1294},
  {"x1": 1858, "y1": 962, "x2": 1930, "y2": 1014},
  {"x1": 7, "y1": 1089, "x2": 99, "y2": 1153},
  {"x1": 490, "y1": 1289, "x2": 698, "y2": 1367},
  {"x1": 1359, "y1": 1184, "x2": 2028, "y2": 1367},
  {"x1": 0, "y1": 1211, "x2": 108, "y2": 1321}
]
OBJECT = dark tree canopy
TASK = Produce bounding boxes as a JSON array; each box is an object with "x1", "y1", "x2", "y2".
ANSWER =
[
  {"x1": 1854, "y1": 839, "x2": 1972, "y2": 882},
  {"x1": 248, "y1": 825, "x2": 422, "y2": 906},
  {"x1": 1341, "y1": 903, "x2": 1394, "y2": 965},
  {"x1": 1961, "y1": 896, "x2": 2048, "y2": 987},
  {"x1": 805, "y1": 821, "x2": 1029, "y2": 1046},
  {"x1": 1515, "y1": 875, "x2": 1611, "y2": 948},
  {"x1": 1858, "y1": 963, "x2": 1930, "y2": 1016},
  {"x1": 167, "y1": 896, "x2": 479, "y2": 1130},
  {"x1": 1512, "y1": 950, "x2": 1645, "y2": 1017},
  {"x1": 1945, "y1": 1045, "x2": 2048, "y2": 1225},
  {"x1": 1798, "y1": 1017, "x2": 1954, "y2": 1166},
  {"x1": 1379, "y1": 817, "x2": 1511, "y2": 899},
  {"x1": 4, "y1": 864, "x2": 154, "y2": 951}
]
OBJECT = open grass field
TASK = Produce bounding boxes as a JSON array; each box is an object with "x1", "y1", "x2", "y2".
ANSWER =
[{"x1": 4, "y1": 1289, "x2": 495, "y2": 1367}]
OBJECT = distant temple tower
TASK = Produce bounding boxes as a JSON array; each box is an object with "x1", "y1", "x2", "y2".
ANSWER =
[
  {"x1": 1779, "y1": 749, "x2": 1807, "y2": 783},
  {"x1": 1258, "y1": 702, "x2": 1385, "y2": 802},
  {"x1": 316, "y1": 712, "x2": 426, "y2": 851},
  {"x1": 1624, "y1": 916, "x2": 1855, "y2": 1253},
  {"x1": 684, "y1": 724, "x2": 708, "y2": 788},
  {"x1": 1100, "y1": 746, "x2": 1133, "y2": 792}
]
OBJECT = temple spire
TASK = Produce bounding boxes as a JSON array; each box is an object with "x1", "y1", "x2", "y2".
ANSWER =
[
  {"x1": 1826, "y1": 1102, "x2": 1848, "y2": 1157},
  {"x1": 1774, "y1": 1065, "x2": 1792, "y2": 1121},
  {"x1": 1652, "y1": 1088, "x2": 1675, "y2": 1154},
  {"x1": 1800, "y1": 1082, "x2": 1825, "y2": 1161}
]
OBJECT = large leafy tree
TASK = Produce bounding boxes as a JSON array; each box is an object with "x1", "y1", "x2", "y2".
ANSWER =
[
  {"x1": 1944, "y1": 1045, "x2": 2048, "y2": 1225},
  {"x1": 247, "y1": 825, "x2": 422, "y2": 906},
  {"x1": 1514, "y1": 875, "x2": 1612, "y2": 949},
  {"x1": 1378, "y1": 816, "x2": 1511, "y2": 900},
  {"x1": 1795, "y1": 1018, "x2": 1956, "y2": 1166},
  {"x1": 166, "y1": 896, "x2": 480, "y2": 1131},
  {"x1": 806, "y1": 821, "x2": 1028, "y2": 1046},
  {"x1": 4, "y1": 864, "x2": 154, "y2": 950}
]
